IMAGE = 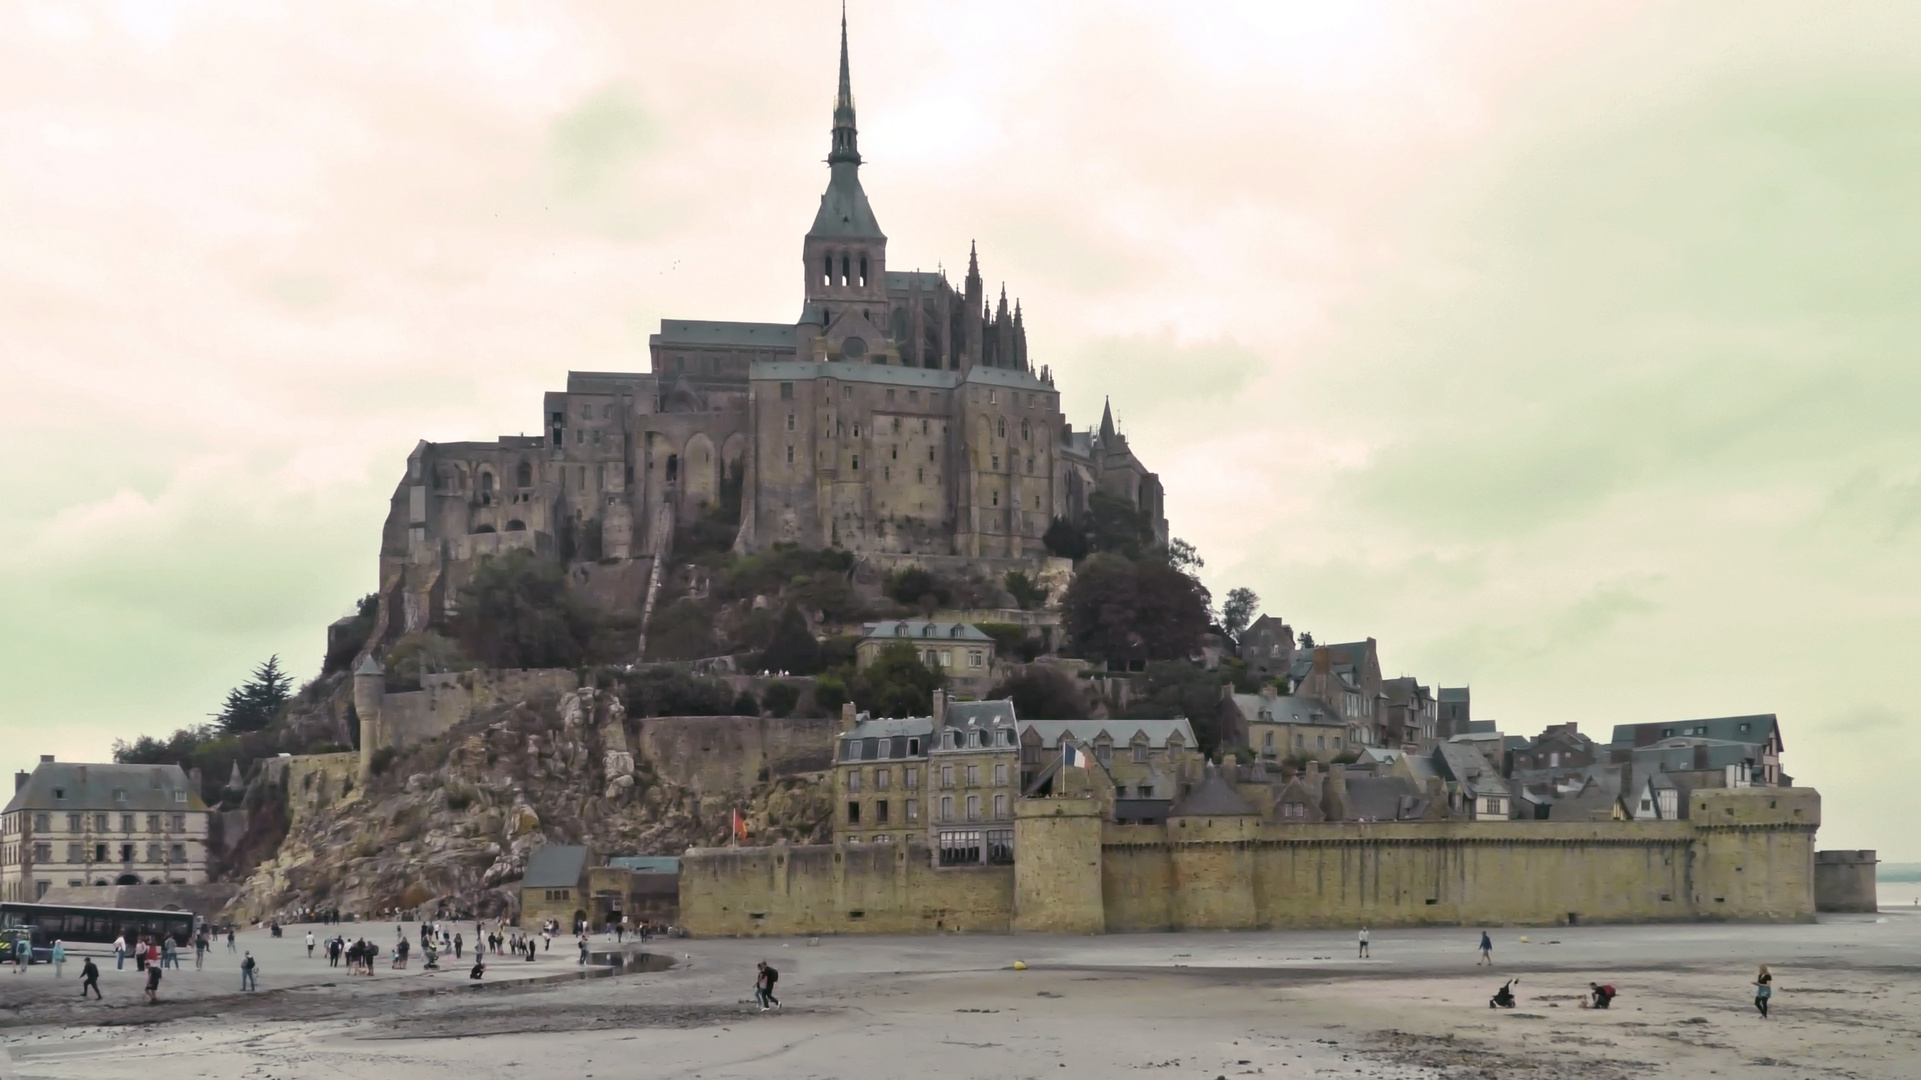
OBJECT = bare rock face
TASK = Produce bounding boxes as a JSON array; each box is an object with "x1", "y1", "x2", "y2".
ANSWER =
[{"x1": 226, "y1": 685, "x2": 832, "y2": 923}]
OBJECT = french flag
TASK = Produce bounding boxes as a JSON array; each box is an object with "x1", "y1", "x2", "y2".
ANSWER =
[{"x1": 1062, "y1": 741, "x2": 1088, "y2": 769}]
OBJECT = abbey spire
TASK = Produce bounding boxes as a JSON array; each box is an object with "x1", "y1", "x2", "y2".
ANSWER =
[{"x1": 829, "y1": 7, "x2": 860, "y2": 166}]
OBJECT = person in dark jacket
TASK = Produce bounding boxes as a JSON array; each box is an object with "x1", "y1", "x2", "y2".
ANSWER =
[
  {"x1": 756, "y1": 961, "x2": 781, "y2": 1011},
  {"x1": 80, "y1": 957, "x2": 102, "y2": 999}
]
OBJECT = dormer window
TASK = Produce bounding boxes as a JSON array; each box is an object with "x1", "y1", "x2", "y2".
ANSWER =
[
  {"x1": 53, "y1": 788, "x2": 65, "y2": 801},
  {"x1": 950, "y1": 625, "x2": 964, "y2": 639},
  {"x1": 922, "y1": 625, "x2": 935, "y2": 637},
  {"x1": 967, "y1": 730, "x2": 981, "y2": 748},
  {"x1": 112, "y1": 789, "x2": 127, "y2": 803},
  {"x1": 943, "y1": 731, "x2": 957, "y2": 750}
]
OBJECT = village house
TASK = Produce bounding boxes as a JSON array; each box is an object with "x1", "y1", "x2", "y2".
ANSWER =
[
  {"x1": 1, "y1": 758, "x2": 211, "y2": 902},
  {"x1": 856, "y1": 620, "x2": 998, "y2": 699}
]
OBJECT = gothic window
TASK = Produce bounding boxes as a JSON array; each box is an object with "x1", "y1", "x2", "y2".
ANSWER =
[
  {"x1": 859, "y1": 255, "x2": 868, "y2": 287},
  {"x1": 516, "y1": 461, "x2": 532, "y2": 487},
  {"x1": 840, "y1": 254, "x2": 850, "y2": 287},
  {"x1": 822, "y1": 255, "x2": 832, "y2": 287},
  {"x1": 1021, "y1": 420, "x2": 1030, "y2": 441},
  {"x1": 997, "y1": 417, "x2": 1006, "y2": 438},
  {"x1": 479, "y1": 472, "x2": 495, "y2": 494}
]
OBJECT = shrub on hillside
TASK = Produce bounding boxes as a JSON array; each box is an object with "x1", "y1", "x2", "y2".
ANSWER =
[{"x1": 449, "y1": 548, "x2": 599, "y2": 669}]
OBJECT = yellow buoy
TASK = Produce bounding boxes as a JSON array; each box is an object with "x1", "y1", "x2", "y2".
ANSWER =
[{"x1": 1013, "y1": 961, "x2": 1027, "y2": 970}]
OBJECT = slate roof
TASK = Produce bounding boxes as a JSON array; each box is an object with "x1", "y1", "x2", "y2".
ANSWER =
[
  {"x1": 3, "y1": 761, "x2": 206, "y2": 816},
  {"x1": 521, "y1": 844, "x2": 589, "y2": 889},
  {"x1": 649, "y1": 320, "x2": 799, "y2": 351},
  {"x1": 808, "y1": 162, "x2": 885, "y2": 239},
  {"x1": 565, "y1": 371, "x2": 658, "y2": 394},
  {"x1": 860, "y1": 620, "x2": 993, "y2": 643},
  {"x1": 1170, "y1": 765, "x2": 1256, "y2": 817},
  {"x1": 751, "y1": 360, "x2": 961, "y2": 389},
  {"x1": 962, "y1": 366, "x2": 1051, "y2": 390},
  {"x1": 1230, "y1": 692, "x2": 1341, "y2": 727},
  {"x1": 1018, "y1": 719, "x2": 1196, "y2": 750},
  {"x1": 945, "y1": 700, "x2": 1017, "y2": 729},
  {"x1": 1432, "y1": 743, "x2": 1508, "y2": 797},
  {"x1": 1607, "y1": 714, "x2": 1780, "y2": 750},
  {"x1": 1343, "y1": 776, "x2": 1431, "y2": 822}
]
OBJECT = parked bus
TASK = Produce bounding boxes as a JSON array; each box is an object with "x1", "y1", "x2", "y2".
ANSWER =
[{"x1": 0, "y1": 902, "x2": 198, "y2": 962}]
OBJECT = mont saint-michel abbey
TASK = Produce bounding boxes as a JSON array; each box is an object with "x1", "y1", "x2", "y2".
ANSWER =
[{"x1": 372, "y1": 19, "x2": 1163, "y2": 638}]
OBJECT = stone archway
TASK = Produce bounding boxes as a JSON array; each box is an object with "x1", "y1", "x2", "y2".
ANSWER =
[{"x1": 115, "y1": 874, "x2": 141, "y2": 886}]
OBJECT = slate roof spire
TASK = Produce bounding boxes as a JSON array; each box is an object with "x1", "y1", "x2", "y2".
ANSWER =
[
  {"x1": 1099, "y1": 397, "x2": 1116, "y2": 444},
  {"x1": 829, "y1": 3, "x2": 860, "y2": 167},
  {"x1": 807, "y1": 6, "x2": 883, "y2": 240}
]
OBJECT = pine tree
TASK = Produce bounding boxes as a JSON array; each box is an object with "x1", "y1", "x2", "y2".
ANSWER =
[{"x1": 217, "y1": 655, "x2": 293, "y2": 734}]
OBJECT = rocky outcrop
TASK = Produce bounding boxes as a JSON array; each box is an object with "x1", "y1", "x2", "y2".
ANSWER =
[{"x1": 227, "y1": 685, "x2": 832, "y2": 922}]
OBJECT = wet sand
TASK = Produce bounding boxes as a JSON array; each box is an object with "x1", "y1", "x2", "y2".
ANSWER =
[{"x1": 4, "y1": 913, "x2": 1916, "y2": 1079}]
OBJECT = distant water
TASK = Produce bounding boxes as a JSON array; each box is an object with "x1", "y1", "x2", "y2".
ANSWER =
[{"x1": 1876, "y1": 882, "x2": 1921, "y2": 911}]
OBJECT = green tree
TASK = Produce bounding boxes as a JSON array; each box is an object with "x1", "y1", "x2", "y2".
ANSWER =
[
  {"x1": 1042, "y1": 516, "x2": 1089, "y2": 561},
  {"x1": 1083, "y1": 492, "x2": 1155, "y2": 559},
  {"x1": 1299, "y1": 631, "x2": 1316, "y2": 649},
  {"x1": 854, "y1": 642, "x2": 944, "y2": 717},
  {"x1": 1003, "y1": 571, "x2": 1047, "y2": 610},
  {"x1": 988, "y1": 667, "x2": 1085, "y2": 720},
  {"x1": 217, "y1": 656, "x2": 293, "y2": 734},
  {"x1": 758, "y1": 605, "x2": 821, "y2": 675},
  {"x1": 1117, "y1": 661, "x2": 1237, "y2": 758},
  {"x1": 762, "y1": 682, "x2": 801, "y2": 719},
  {"x1": 1221, "y1": 588, "x2": 1260, "y2": 641},
  {"x1": 449, "y1": 548, "x2": 599, "y2": 669},
  {"x1": 1061, "y1": 554, "x2": 1211, "y2": 664}
]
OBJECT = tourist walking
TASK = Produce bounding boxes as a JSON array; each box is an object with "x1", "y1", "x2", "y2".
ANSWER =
[
  {"x1": 162, "y1": 935, "x2": 178, "y2": 969},
  {"x1": 1754, "y1": 965, "x2": 1773, "y2": 1018},
  {"x1": 80, "y1": 956, "x2": 101, "y2": 999},
  {"x1": 755, "y1": 960, "x2": 781, "y2": 1011},
  {"x1": 578, "y1": 935, "x2": 589, "y2": 965},
  {"x1": 113, "y1": 933, "x2": 127, "y2": 970},
  {"x1": 1477, "y1": 930, "x2": 1493, "y2": 966},
  {"x1": 226, "y1": 927, "x2": 237, "y2": 953},
  {"x1": 1358, "y1": 926, "x2": 1370, "y2": 959},
  {"x1": 453, "y1": 932, "x2": 463, "y2": 960},
  {"x1": 240, "y1": 951, "x2": 258, "y2": 992},
  {"x1": 145, "y1": 961, "x2": 162, "y2": 1004},
  {"x1": 195, "y1": 931, "x2": 208, "y2": 970},
  {"x1": 306, "y1": 930, "x2": 316, "y2": 958},
  {"x1": 51, "y1": 939, "x2": 66, "y2": 980}
]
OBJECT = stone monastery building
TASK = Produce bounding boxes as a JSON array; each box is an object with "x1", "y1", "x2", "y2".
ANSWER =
[{"x1": 373, "y1": 16, "x2": 1164, "y2": 639}]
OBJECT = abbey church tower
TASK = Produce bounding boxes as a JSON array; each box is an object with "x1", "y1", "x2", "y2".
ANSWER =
[{"x1": 800, "y1": 13, "x2": 892, "y2": 365}]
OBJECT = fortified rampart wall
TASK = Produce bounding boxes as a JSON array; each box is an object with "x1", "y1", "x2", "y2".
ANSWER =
[
  {"x1": 680, "y1": 787, "x2": 1823, "y2": 936},
  {"x1": 679, "y1": 841, "x2": 1013, "y2": 936}
]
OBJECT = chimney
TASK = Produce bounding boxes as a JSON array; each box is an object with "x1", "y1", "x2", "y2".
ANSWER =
[
  {"x1": 932, "y1": 688, "x2": 947, "y2": 725},
  {"x1": 1260, "y1": 683, "x2": 1278, "y2": 701},
  {"x1": 1304, "y1": 759, "x2": 1323, "y2": 800},
  {"x1": 1324, "y1": 763, "x2": 1350, "y2": 822},
  {"x1": 840, "y1": 701, "x2": 858, "y2": 733},
  {"x1": 39, "y1": 754, "x2": 53, "y2": 763},
  {"x1": 1313, "y1": 647, "x2": 1331, "y2": 674},
  {"x1": 13, "y1": 771, "x2": 27, "y2": 793}
]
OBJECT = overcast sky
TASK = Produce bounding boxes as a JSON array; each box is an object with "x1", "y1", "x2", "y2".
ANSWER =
[{"x1": 4, "y1": 1, "x2": 1917, "y2": 858}]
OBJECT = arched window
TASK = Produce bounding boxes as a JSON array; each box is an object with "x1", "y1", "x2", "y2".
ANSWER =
[
  {"x1": 505, "y1": 520, "x2": 526, "y2": 532},
  {"x1": 997, "y1": 417, "x2": 1006, "y2": 438},
  {"x1": 822, "y1": 253, "x2": 832, "y2": 288},
  {"x1": 840, "y1": 254, "x2": 850, "y2": 287},
  {"x1": 516, "y1": 461, "x2": 532, "y2": 488},
  {"x1": 479, "y1": 471, "x2": 495, "y2": 493},
  {"x1": 859, "y1": 255, "x2": 868, "y2": 288},
  {"x1": 1021, "y1": 420, "x2": 1030, "y2": 441}
]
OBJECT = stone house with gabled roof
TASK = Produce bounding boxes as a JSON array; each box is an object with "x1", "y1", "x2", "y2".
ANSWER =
[
  {"x1": 1607, "y1": 715, "x2": 1784, "y2": 785},
  {"x1": 857, "y1": 619, "x2": 997, "y2": 698},
  {"x1": 2, "y1": 757, "x2": 211, "y2": 902}
]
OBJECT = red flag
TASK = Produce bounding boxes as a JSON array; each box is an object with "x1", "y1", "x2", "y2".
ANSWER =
[{"x1": 732, "y1": 809, "x2": 749, "y2": 843}]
